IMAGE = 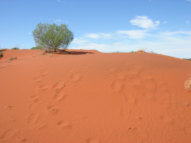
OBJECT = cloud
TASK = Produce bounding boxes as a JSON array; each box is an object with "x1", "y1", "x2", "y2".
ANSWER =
[
  {"x1": 117, "y1": 30, "x2": 147, "y2": 39},
  {"x1": 72, "y1": 38, "x2": 89, "y2": 45},
  {"x1": 56, "y1": 0, "x2": 64, "y2": 3},
  {"x1": 159, "y1": 31, "x2": 191, "y2": 36},
  {"x1": 130, "y1": 16, "x2": 160, "y2": 29},
  {"x1": 85, "y1": 34, "x2": 100, "y2": 39},
  {"x1": 70, "y1": 30, "x2": 191, "y2": 58},
  {"x1": 53, "y1": 19, "x2": 65, "y2": 24},
  {"x1": 85, "y1": 33, "x2": 111, "y2": 39},
  {"x1": 186, "y1": 0, "x2": 191, "y2": 2}
]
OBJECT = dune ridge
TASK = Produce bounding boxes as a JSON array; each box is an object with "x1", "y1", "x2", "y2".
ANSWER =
[{"x1": 0, "y1": 49, "x2": 191, "y2": 143}]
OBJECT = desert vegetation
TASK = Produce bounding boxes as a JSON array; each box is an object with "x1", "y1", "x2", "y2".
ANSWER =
[
  {"x1": 0, "y1": 51, "x2": 3, "y2": 58},
  {"x1": 12, "y1": 46, "x2": 19, "y2": 50},
  {"x1": 31, "y1": 46, "x2": 42, "y2": 50},
  {"x1": 33, "y1": 23, "x2": 73, "y2": 53},
  {"x1": 185, "y1": 58, "x2": 191, "y2": 61}
]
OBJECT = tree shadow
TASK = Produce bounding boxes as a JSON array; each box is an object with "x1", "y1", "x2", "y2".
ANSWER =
[{"x1": 57, "y1": 50, "x2": 94, "y2": 55}]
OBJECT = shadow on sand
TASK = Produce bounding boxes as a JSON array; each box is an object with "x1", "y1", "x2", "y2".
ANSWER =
[{"x1": 57, "y1": 50, "x2": 94, "y2": 55}]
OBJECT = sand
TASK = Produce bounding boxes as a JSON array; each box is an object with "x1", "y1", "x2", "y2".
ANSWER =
[{"x1": 0, "y1": 49, "x2": 191, "y2": 143}]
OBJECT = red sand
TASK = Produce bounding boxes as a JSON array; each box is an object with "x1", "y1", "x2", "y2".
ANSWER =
[{"x1": 0, "y1": 49, "x2": 191, "y2": 143}]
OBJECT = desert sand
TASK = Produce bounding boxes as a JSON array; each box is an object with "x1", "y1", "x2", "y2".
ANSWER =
[{"x1": 0, "y1": 49, "x2": 191, "y2": 143}]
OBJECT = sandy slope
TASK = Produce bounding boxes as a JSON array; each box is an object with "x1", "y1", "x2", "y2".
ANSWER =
[{"x1": 0, "y1": 49, "x2": 191, "y2": 143}]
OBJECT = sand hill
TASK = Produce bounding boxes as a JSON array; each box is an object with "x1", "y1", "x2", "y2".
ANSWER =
[{"x1": 0, "y1": 49, "x2": 191, "y2": 143}]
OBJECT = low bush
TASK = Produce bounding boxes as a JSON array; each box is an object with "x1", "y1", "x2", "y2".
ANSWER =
[
  {"x1": 12, "y1": 46, "x2": 19, "y2": 50},
  {"x1": 0, "y1": 51, "x2": 3, "y2": 58},
  {"x1": 31, "y1": 46, "x2": 42, "y2": 50},
  {"x1": 0, "y1": 48, "x2": 7, "y2": 51}
]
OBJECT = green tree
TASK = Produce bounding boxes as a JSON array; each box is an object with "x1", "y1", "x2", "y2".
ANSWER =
[
  {"x1": 33, "y1": 23, "x2": 74, "y2": 53},
  {"x1": 31, "y1": 46, "x2": 42, "y2": 50},
  {"x1": 12, "y1": 46, "x2": 19, "y2": 50}
]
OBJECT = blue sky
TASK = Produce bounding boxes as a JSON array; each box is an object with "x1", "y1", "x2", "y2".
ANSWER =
[{"x1": 0, "y1": 0, "x2": 191, "y2": 58}]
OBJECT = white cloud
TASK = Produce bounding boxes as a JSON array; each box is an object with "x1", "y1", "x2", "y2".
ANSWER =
[
  {"x1": 186, "y1": 20, "x2": 190, "y2": 24},
  {"x1": 117, "y1": 30, "x2": 147, "y2": 39},
  {"x1": 85, "y1": 33, "x2": 112, "y2": 39},
  {"x1": 70, "y1": 30, "x2": 191, "y2": 58},
  {"x1": 159, "y1": 31, "x2": 191, "y2": 36},
  {"x1": 85, "y1": 33, "x2": 100, "y2": 39},
  {"x1": 130, "y1": 16, "x2": 160, "y2": 29},
  {"x1": 186, "y1": 0, "x2": 191, "y2": 2},
  {"x1": 72, "y1": 38, "x2": 89, "y2": 45},
  {"x1": 53, "y1": 19, "x2": 64, "y2": 24},
  {"x1": 100, "y1": 33, "x2": 112, "y2": 38}
]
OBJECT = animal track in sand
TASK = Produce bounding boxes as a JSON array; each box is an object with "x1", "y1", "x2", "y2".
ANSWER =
[
  {"x1": 37, "y1": 123, "x2": 48, "y2": 130},
  {"x1": 0, "y1": 129, "x2": 21, "y2": 142},
  {"x1": 26, "y1": 113, "x2": 40, "y2": 125},
  {"x1": 30, "y1": 95, "x2": 40, "y2": 104},
  {"x1": 34, "y1": 78, "x2": 42, "y2": 83},
  {"x1": 111, "y1": 81, "x2": 124, "y2": 92},
  {"x1": 55, "y1": 92, "x2": 66, "y2": 102},
  {"x1": 71, "y1": 73, "x2": 82, "y2": 82},
  {"x1": 57, "y1": 120, "x2": 71, "y2": 129},
  {"x1": 40, "y1": 71, "x2": 48, "y2": 77},
  {"x1": 52, "y1": 81, "x2": 66, "y2": 101},
  {"x1": 127, "y1": 66, "x2": 143, "y2": 78},
  {"x1": 47, "y1": 105, "x2": 59, "y2": 115},
  {"x1": 185, "y1": 78, "x2": 191, "y2": 90}
]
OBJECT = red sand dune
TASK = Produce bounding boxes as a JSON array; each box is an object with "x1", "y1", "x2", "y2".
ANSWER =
[{"x1": 0, "y1": 49, "x2": 191, "y2": 143}]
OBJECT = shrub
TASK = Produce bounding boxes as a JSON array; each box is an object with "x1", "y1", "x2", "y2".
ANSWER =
[
  {"x1": 0, "y1": 48, "x2": 7, "y2": 51},
  {"x1": 185, "y1": 58, "x2": 191, "y2": 61},
  {"x1": 33, "y1": 23, "x2": 74, "y2": 53},
  {"x1": 31, "y1": 46, "x2": 42, "y2": 50},
  {"x1": 12, "y1": 46, "x2": 19, "y2": 50},
  {"x1": 0, "y1": 51, "x2": 3, "y2": 58}
]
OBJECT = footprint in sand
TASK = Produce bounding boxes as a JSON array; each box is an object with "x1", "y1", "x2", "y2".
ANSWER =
[
  {"x1": 34, "y1": 78, "x2": 42, "y2": 83},
  {"x1": 116, "y1": 72, "x2": 126, "y2": 80},
  {"x1": 37, "y1": 124, "x2": 47, "y2": 130},
  {"x1": 18, "y1": 137, "x2": 27, "y2": 142},
  {"x1": 55, "y1": 93, "x2": 66, "y2": 102},
  {"x1": 111, "y1": 81, "x2": 124, "y2": 92},
  {"x1": 52, "y1": 81, "x2": 65, "y2": 100},
  {"x1": 57, "y1": 120, "x2": 71, "y2": 129},
  {"x1": 0, "y1": 129, "x2": 20, "y2": 142},
  {"x1": 47, "y1": 105, "x2": 59, "y2": 115},
  {"x1": 26, "y1": 113, "x2": 40, "y2": 125},
  {"x1": 185, "y1": 78, "x2": 191, "y2": 90},
  {"x1": 127, "y1": 66, "x2": 142, "y2": 78},
  {"x1": 40, "y1": 71, "x2": 48, "y2": 77},
  {"x1": 71, "y1": 73, "x2": 82, "y2": 82},
  {"x1": 30, "y1": 95, "x2": 39, "y2": 103}
]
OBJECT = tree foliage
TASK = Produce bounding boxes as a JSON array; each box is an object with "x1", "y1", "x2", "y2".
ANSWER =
[
  {"x1": 12, "y1": 46, "x2": 19, "y2": 50},
  {"x1": 33, "y1": 23, "x2": 73, "y2": 52},
  {"x1": 31, "y1": 46, "x2": 42, "y2": 50}
]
